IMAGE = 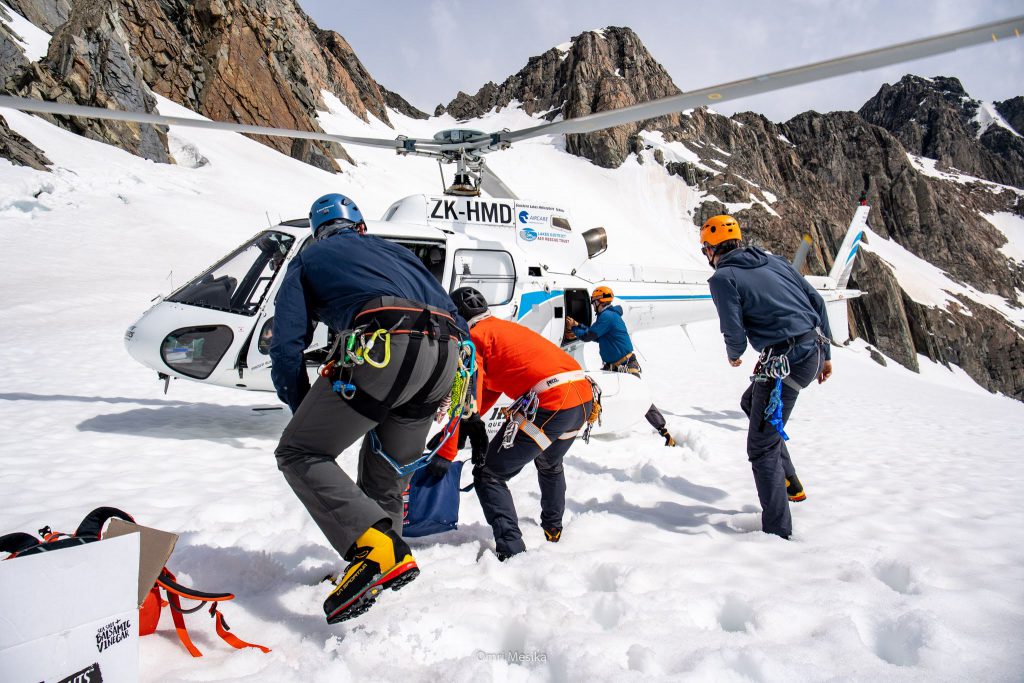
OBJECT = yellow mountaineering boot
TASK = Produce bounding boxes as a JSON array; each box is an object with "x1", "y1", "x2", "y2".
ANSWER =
[
  {"x1": 786, "y1": 475, "x2": 807, "y2": 502},
  {"x1": 323, "y1": 527, "x2": 419, "y2": 624}
]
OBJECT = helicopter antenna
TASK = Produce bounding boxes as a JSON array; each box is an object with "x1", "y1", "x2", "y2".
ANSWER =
[{"x1": 437, "y1": 159, "x2": 446, "y2": 193}]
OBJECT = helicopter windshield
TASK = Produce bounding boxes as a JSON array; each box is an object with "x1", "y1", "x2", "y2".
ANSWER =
[{"x1": 168, "y1": 231, "x2": 295, "y2": 316}]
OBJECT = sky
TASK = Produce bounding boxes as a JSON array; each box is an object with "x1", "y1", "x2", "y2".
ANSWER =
[{"x1": 299, "y1": 0, "x2": 1023, "y2": 123}]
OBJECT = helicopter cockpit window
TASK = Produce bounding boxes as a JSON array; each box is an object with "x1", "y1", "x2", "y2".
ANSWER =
[
  {"x1": 168, "y1": 231, "x2": 295, "y2": 316},
  {"x1": 451, "y1": 249, "x2": 516, "y2": 306}
]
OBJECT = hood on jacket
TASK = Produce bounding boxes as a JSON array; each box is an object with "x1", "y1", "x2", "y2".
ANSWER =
[
  {"x1": 600, "y1": 304, "x2": 625, "y2": 316},
  {"x1": 717, "y1": 246, "x2": 770, "y2": 270}
]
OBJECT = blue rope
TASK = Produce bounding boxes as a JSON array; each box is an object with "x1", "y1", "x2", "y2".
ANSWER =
[{"x1": 764, "y1": 377, "x2": 790, "y2": 441}]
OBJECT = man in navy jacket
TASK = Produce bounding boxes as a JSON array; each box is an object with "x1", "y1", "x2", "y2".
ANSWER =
[
  {"x1": 270, "y1": 193, "x2": 464, "y2": 624},
  {"x1": 703, "y1": 214, "x2": 833, "y2": 539},
  {"x1": 567, "y1": 286, "x2": 675, "y2": 446}
]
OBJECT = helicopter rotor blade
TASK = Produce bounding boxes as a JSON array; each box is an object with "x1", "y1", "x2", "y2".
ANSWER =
[
  {"x1": 1, "y1": 16, "x2": 1020, "y2": 157},
  {"x1": 493, "y1": 15, "x2": 1024, "y2": 145},
  {"x1": 479, "y1": 164, "x2": 519, "y2": 199},
  {"x1": 0, "y1": 95, "x2": 443, "y2": 151}
]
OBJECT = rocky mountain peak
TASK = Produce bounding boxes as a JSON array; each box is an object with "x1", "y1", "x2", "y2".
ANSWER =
[
  {"x1": 437, "y1": 26, "x2": 684, "y2": 168},
  {"x1": 858, "y1": 74, "x2": 1024, "y2": 187},
  {"x1": 2, "y1": 0, "x2": 429, "y2": 171}
]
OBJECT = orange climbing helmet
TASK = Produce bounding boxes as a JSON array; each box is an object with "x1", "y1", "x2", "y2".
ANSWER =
[
  {"x1": 700, "y1": 215, "x2": 742, "y2": 247},
  {"x1": 591, "y1": 286, "x2": 614, "y2": 305}
]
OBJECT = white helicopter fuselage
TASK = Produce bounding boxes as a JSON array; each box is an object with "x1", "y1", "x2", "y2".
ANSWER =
[{"x1": 124, "y1": 194, "x2": 863, "y2": 433}]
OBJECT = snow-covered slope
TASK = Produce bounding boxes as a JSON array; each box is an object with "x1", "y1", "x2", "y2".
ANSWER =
[{"x1": 2, "y1": 29, "x2": 1024, "y2": 682}]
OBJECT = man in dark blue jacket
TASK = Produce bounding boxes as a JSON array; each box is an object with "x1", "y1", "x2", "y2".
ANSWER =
[
  {"x1": 270, "y1": 193, "x2": 464, "y2": 624},
  {"x1": 703, "y1": 214, "x2": 833, "y2": 539},
  {"x1": 567, "y1": 286, "x2": 675, "y2": 446}
]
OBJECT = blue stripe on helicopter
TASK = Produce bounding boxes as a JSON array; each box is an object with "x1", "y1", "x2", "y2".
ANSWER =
[
  {"x1": 844, "y1": 232, "x2": 864, "y2": 264},
  {"x1": 517, "y1": 291, "x2": 712, "y2": 319}
]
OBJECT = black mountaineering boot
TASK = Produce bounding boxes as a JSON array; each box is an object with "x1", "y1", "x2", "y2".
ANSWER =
[
  {"x1": 543, "y1": 526, "x2": 562, "y2": 543},
  {"x1": 786, "y1": 475, "x2": 807, "y2": 502},
  {"x1": 323, "y1": 527, "x2": 419, "y2": 624},
  {"x1": 658, "y1": 427, "x2": 677, "y2": 447}
]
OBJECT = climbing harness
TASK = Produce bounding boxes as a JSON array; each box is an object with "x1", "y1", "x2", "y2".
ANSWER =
[
  {"x1": 367, "y1": 338, "x2": 478, "y2": 476},
  {"x1": 750, "y1": 327, "x2": 829, "y2": 440},
  {"x1": 0, "y1": 507, "x2": 269, "y2": 658},
  {"x1": 499, "y1": 370, "x2": 599, "y2": 449},
  {"x1": 581, "y1": 376, "x2": 603, "y2": 444}
]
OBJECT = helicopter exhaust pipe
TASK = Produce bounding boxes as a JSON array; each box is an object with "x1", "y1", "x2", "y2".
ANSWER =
[{"x1": 583, "y1": 227, "x2": 608, "y2": 259}]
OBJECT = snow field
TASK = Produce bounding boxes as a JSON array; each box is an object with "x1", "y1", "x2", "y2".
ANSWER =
[{"x1": 2, "y1": 28, "x2": 1024, "y2": 678}]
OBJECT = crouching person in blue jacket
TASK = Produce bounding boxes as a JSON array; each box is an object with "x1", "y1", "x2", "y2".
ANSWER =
[
  {"x1": 567, "y1": 286, "x2": 675, "y2": 446},
  {"x1": 270, "y1": 193, "x2": 465, "y2": 624},
  {"x1": 703, "y1": 214, "x2": 833, "y2": 540}
]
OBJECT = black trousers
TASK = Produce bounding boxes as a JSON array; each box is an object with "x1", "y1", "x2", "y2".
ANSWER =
[
  {"x1": 473, "y1": 402, "x2": 591, "y2": 557},
  {"x1": 740, "y1": 342, "x2": 824, "y2": 538}
]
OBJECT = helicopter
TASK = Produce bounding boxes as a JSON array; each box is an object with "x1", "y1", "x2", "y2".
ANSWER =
[{"x1": 1, "y1": 15, "x2": 1020, "y2": 434}]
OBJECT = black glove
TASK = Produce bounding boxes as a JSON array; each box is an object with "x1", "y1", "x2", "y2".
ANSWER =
[
  {"x1": 425, "y1": 455, "x2": 451, "y2": 481},
  {"x1": 462, "y1": 414, "x2": 489, "y2": 466},
  {"x1": 424, "y1": 430, "x2": 444, "y2": 453}
]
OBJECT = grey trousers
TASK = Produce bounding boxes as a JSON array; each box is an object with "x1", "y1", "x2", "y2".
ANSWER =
[{"x1": 275, "y1": 332, "x2": 457, "y2": 559}]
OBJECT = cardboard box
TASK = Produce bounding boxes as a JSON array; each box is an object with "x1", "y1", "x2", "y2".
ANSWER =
[
  {"x1": 0, "y1": 534, "x2": 141, "y2": 683},
  {"x1": 104, "y1": 519, "x2": 178, "y2": 607}
]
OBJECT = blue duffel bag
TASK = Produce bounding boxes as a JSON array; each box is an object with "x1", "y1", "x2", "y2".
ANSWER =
[{"x1": 403, "y1": 460, "x2": 465, "y2": 537}]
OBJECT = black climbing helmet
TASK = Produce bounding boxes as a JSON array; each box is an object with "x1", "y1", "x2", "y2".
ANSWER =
[{"x1": 451, "y1": 287, "x2": 489, "y2": 321}]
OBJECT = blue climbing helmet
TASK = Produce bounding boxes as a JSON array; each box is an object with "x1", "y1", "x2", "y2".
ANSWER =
[{"x1": 309, "y1": 193, "x2": 366, "y2": 236}]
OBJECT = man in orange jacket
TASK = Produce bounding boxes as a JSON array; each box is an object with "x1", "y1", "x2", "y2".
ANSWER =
[{"x1": 432, "y1": 287, "x2": 594, "y2": 560}]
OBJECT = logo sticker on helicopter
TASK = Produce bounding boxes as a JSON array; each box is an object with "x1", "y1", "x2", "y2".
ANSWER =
[
  {"x1": 517, "y1": 210, "x2": 549, "y2": 226},
  {"x1": 519, "y1": 228, "x2": 538, "y2": 241}
]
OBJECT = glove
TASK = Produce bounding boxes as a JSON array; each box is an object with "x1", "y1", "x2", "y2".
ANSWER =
[
  {"x1": 424, "y1": 430, "x2": 444, "y2": 452},
  {"x1": 462, "y1": 414, "x2": 489, "y2": 466},
  {"x1": 425, "y1": 455, "x2": 451, "y2": 481}
]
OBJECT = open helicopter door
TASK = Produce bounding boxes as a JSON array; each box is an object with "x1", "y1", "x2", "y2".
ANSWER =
[{"x1": 238, "y1": 233, "x2": 331, "y2": 390}]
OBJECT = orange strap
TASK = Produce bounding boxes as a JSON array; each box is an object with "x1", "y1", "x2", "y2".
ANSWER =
[
  {"x1": 213, "y1": 608, "x2": 271, "y2": 653},
  {"x1": 159, "y1": 568, "x2": 270, "y2": 657},
  {"x1": 166, "y1": 590, "x2": 203, "y2": 657}
]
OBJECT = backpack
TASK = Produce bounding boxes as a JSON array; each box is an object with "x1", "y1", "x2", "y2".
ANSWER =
[{"x1": 0, "y1": 507, "x2": 269, "y2": 658}]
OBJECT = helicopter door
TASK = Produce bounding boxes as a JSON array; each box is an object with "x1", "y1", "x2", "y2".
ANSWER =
[{"x1": 561, "y1": 288, "x2": 592, "y2": 346}]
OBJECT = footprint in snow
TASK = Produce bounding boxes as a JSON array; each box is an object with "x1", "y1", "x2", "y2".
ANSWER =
[
  {"x1": 870, "y1": 612, "x2": 928, "y2": 666},
  {"x1": 718, "y1": 594, "x2": 756, "y2": 633},
  {"x1": 873, "y1": 559, "x2": 921, "y2": 595}
]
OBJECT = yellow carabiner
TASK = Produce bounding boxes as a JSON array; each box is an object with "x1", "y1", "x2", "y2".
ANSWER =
[{"x1": 363, "y1": 329, "x2": 391, "y2": 368}]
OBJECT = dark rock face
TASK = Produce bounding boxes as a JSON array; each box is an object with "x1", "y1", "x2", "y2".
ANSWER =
[
  {"x1": 669, "y1": 102, "x2": 1024, "y2": 398},
  {"x1": 8, "y1": 0, "x2": 171, "y2": 163},
  {"x1": 111, "y1": 0, "x2": 412, "y2": 169},
  {"x1": 859, "y1": 75, "x2": 1024, "y2": 188},
  {"x1": 380, "y1": 86, "x2": 428, "y2": 120},
  {"x1": 6, "y1": 0, "x2": 411, "y2": 170},
  {"x1": 995, "y1": 96, "x2": 1024, "y2": 135},
  {"x1": 1, "y1": 4, "x2": 31, "y2": 83},
  {"x1": 0, "y1": 114, "x2": 52, "y2": 170},
  {"x1": 437, "y1": 27, "x2": 684, "y2": 168},
  {"x1": 5, "y1": 0, "x2": 71, "y2": 33}
]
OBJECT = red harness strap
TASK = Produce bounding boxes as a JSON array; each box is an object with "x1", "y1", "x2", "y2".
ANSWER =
[{"x1": 158, "y1": 569, "x2": 270, "y2": 657}]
